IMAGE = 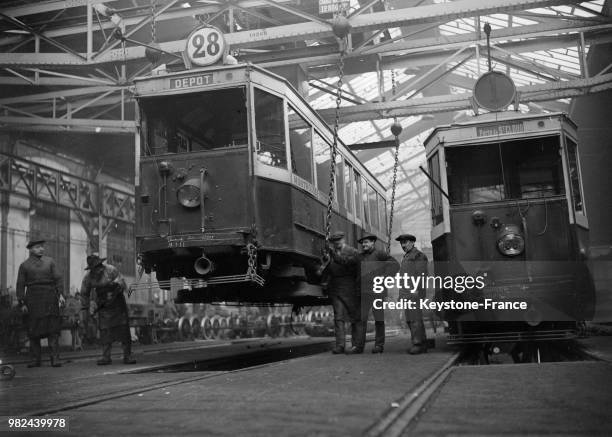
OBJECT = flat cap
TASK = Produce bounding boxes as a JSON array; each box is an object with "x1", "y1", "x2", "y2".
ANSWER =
[
  {"x1": 358, "y1": 233, "x2": 377, "y2": 243},
  {"x1": 85, "y1": 254, "x2": 106, "y2": 270},
  {"x1": 395, "y1": 233, "x2": 416, "y2": 242},
  {"x1": 26, "y1": 239, "x2": 46, "y2": 249},
  {"x1": 329, "y1": 231, "x2": 345, "y2": 242}
]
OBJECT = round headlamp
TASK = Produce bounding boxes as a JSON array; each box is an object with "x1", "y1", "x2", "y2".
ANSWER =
[
  {"x1": 496, "y1": 225, "x2": 525, "y2": 256},
  {"x1": 176, "y1": 178, "x2": 201, "y2": 208}
]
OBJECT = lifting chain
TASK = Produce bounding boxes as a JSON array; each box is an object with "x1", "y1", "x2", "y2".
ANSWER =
[
  {"x1": 386, "y1": 69, "x2": 402, "y2": 254},
  {"x1": 324, "y1": 14, "x2": 349, "y2": 247},
  {"x1": 324, "y1": 51, "x2": 345, "y2": 246},
  {"x1": 150, "y1": 0, "x2": 157, "y2": 43},
  {"x1": 246, "y1": 242, "x2": 258, "y2": 278}
]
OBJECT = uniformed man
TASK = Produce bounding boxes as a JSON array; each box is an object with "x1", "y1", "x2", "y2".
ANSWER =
[
  {"x1": 80, "y1": 254, "x2": 136, "y2": 365},
  {"x1": 319, "y1": 231, "x2": 363, "y2": 354},
  {"x1": 16, "y1": 240, "x2": 65, "y2": 367},
  {"x1": 397, "y1": 234, "x2": 429, "y2": 354},
  {"x1": 358, "y1": 233, "x2": 399, "y2": 354}
]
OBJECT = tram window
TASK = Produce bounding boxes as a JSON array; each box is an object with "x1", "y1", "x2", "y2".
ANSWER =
[
  {"x1": 368, "y1": 184, "x2": 379, "y2": 229},
  {"x1": 344, "y1": 162, "x2": 354, "y2": 215},
  {"x1": 314, "y1": 131, "x2": 333, "y2": 194},
  {"x1": 446, "y1": 145, "x2": 504, "y2": 204},
  {"x1": 446, "y1": 136, "x2": 564, "y2": 205},
  {"x1": 353, "y1": 169, "x2": 362, "y2": 221},
  {"x1": 335, "y1": 156, "x2": 345, "y2": 208},
  {"x1": 362, "y1": 177, "x2": 370, "y2": 226},
  {"x1": 141, "y1": 87, "x2": 248, "y2": 155},
  {"x1": 500, "y1": 137, "x2": 564, "y2": 200},
  {"x1": 378, "y1": 193, "x2": 387, "y2": 233},
  {"x1": 566, "y1": 138, "x2": 583, "y2": 212},
  {"x1": 428, "y1": 152, "x2": 443, "y2": 225},
  {"x1": 254, "y1": 89, "x2": 287, "y2": 168},
  {"x1": 288, "y1": 106, "x2": 313, "y2": 183}
]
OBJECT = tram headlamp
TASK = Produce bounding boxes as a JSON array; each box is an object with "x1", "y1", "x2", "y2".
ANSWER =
[
  {"x1": 176, "y1": 177, "x2": 201, "y2": 208},
  {"x1": 496, "y1": 225, "x2": 525, "y2": 256}
]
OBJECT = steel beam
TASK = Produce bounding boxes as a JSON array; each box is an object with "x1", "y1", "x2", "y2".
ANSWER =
[
  {"x1": 316, "y1": 72, "x2": 612, "y2": 122},
  {"x1": 0, "y1": 0, "x2": 591, "y2": 67},
  {"x1": 0, "y1": 0, "x2": 298, "y2": 47},
  {"x1": 0, "y1": 116, "x2": 135, "y2": 132}
]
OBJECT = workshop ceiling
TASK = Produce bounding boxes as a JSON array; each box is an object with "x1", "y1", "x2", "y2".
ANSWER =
[{"x1": 0, "y1": 0, "x2": 611, "y2": 220}]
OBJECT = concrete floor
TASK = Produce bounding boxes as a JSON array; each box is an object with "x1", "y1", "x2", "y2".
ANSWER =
[{"x1": 3, "y1": 334, "x2": 612, "y2": 436}]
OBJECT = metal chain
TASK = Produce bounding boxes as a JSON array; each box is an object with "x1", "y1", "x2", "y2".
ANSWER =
[
  {"x1": 246, "y1": 243, "x2": 257, "y2": 278},
  {"x1": 150, "y1": 0, "x2": 157, "y2": 43},
  {"x1": 324, "y1": 44, "x2": 346, "y2": 246},
  {"x1": 387, "y1": 138, "x2": 400, "y2": 253},
  {"x1": 387, "y1": 69, "x2": 400, "y2": 254}
]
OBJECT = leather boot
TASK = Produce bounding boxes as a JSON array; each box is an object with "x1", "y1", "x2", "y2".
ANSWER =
[
  {"x1": 122, "y1": 342, "x2": 136, "y2": 364},
  {"x1": 49, "y1": 334, "x2": 62, "y2": 367},
  {"x1": 97, "y1": 343, "x2": 112, "y2": 365},
  {"x1": 332, "y1": 320, "x2": 345, "y2": 354},
  {"x1": 29, "y1": 337, "x2": 42, "y2": 367}
]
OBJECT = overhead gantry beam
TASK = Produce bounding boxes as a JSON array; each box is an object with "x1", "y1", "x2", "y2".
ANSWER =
[
  {"x1": 0, "y1": 0, "x2": 589, "y2": 67},
  {"x1": 1, "y1": 72, "x2": 610, "y2": 133}
]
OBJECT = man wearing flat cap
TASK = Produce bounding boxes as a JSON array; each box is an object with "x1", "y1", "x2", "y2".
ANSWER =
[
  {"x1": 397, "y1": 234, "x2": 429, "y2": 354},
  {"x1": 80, "y1": 254, "x2": 136, "y2": 365},
  {"x1": 16, "y1": 239, "x2": 65, "y2": 367},
  {"x1": 358, "y1": 234, "x2": 399, "y2": 353},
  {"x1": 319, "y1": 231, "x2": 363, "y2": 354}
]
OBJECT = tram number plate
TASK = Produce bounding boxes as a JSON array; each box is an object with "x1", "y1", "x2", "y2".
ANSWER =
[{"x1": 170, "y1": 74, "x2": 213, "y2": 89}]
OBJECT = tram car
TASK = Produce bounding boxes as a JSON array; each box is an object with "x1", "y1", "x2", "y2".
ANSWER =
[
  {"x1": 133, "y1": 63, "x2": 389, "y2": 304},
  {"x1": 424, "y1": 110, "x2": 596, "y2": 347}
]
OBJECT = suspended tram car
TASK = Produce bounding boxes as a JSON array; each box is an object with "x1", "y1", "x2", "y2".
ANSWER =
[
  {"x1": 424, "y1": 109, "x2": 596, "y2": 347},
  {"x1": 133, "y1": 63, "x2": 389, "y2": 304}
]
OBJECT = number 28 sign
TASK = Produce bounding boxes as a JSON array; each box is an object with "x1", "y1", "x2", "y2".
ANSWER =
[{"x1": 185, "y1": 26, "x2": 226, "y2": 67}]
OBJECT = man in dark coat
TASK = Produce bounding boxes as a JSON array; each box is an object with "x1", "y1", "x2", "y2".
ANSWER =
[
  {"x1": 358, "y1": 234, "x2": 399, "y2": 353},
  {"x1": 16, "y1": 239, "x2": 65, "y2": 367},
  {"x1": 319, "y1": 231, "x2": 363, "y2": 354},
  {"x1": 80, "y1": 254, "x2": 136, "y2": 365},
  {"x1": 397, "y1": 234, "x2": 429, "y2": 354}
]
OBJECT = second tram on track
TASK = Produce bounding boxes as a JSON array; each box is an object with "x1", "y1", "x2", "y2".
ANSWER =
[
  {"x1": 133, "y1": 63, "x2": 388, "y2": 305},
  {"x1": 424, "y1": 110, "x2": 596, "y2": 349}
]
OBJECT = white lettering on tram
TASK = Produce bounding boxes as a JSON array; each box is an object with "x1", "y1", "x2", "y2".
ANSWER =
[{"x1": 171, "y1": 74, "x2": 213, "y2": 89}]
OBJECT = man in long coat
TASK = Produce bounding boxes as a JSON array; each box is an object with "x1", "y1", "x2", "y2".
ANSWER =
[
  {"x1": 16, "y1": 240, "x2": 65, "y2": 367},
  {"x1": 358, "y1": 233, "x2": 399, "y2": 353},
  {"x1": 397, "y1": 234, "x2": 429, "y2": 354},
  {"x1": 319, "y1": 231, "x2": 363, "y2": 354},
  {"x1": 81, "y1": 254, "x2": 136, "y2": 365}
]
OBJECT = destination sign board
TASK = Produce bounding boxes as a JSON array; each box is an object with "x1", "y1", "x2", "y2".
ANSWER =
[
  {"x1": 477, "y1": 121, "x2": 525, "y2": 137},
  {"x1": 169, "y1": 73, "x2": 214, "y2": 90}
]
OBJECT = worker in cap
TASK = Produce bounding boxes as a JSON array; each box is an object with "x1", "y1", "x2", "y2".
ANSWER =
[
  {"x1": 358, "y1": 234, "x2": 399, "y2": 353},
  {"x1": 318, "y1": 231, "x2": 363, "y2": 354},
  {"x1": 80, "y1": 254, "x2": 136, "y2": 365},
  {"x1": 397, "y1": 233, "x2": 429, "y2": 354},
  {"x1": 16, "y1": 239, "x2": 65, "y2": 367}
]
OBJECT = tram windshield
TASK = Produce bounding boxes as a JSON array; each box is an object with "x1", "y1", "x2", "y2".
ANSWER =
[
  {"x1": 446, "y1": 136, "x2": 565, "y2": 204},
  {"x1": 140, "y1": 87, "x2": 248, "y2": 155}
]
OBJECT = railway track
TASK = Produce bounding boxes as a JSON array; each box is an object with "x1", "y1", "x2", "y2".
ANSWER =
[{"x1": 365, "y1": 339, "x2": 599, "y2": 436}]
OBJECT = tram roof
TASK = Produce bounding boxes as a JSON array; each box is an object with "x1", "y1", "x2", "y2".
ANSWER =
[{"x1": 423, "y1": 111, "x2": 577, "y2": 146}]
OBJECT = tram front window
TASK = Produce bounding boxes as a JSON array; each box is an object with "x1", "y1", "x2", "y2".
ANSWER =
[
  {"x1": 141, "y1": 87, "x2": 248, "y2": 155},
  {"x1": 446, "y1": 136, "x2": 564, "y2": 205}
]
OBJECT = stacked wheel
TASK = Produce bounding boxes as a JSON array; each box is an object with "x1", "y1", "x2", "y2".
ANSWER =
[{"x1": 201, "y1": 317, "x2": 213, "y2": 340}]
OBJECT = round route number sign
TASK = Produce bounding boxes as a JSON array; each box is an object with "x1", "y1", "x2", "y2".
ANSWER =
[{"x1": 185, "y1": 26, "x2": 226, "y2": 67}]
